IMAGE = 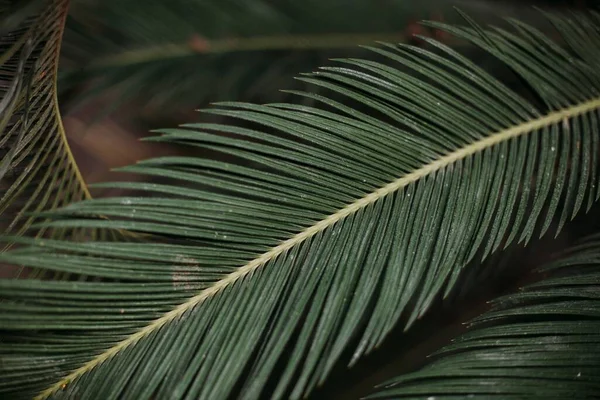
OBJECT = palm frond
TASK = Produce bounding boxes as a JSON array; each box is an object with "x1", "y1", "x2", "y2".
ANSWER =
[
  {"x1": 366, "y1": 234, "x2": 600, "y2": 399},
  {"x1": 0, "y1": 0, "x2": 132, "y2": 271},
  {"x1": 0, "y1": 0, "x2": 105, "y2": 252},
  {"x1": 2, "y1": 9, "x2": 600, "y2": 400}
]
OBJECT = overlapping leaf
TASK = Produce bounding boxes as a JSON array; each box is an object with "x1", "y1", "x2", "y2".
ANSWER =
[
  {"x1": 1, "y1": 10, "x2": 600, "y2": 400},
  {"x1": 367, "y1": 234, "x2": 600, "y2": 399},
  {"x1": 0, "y1": 0, "x2": 122, "y2": 258}
]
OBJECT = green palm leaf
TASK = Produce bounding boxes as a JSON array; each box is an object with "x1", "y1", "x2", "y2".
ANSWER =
[
  {"x1": 2, "y1": 8, "x2": 600, "y2": 400},
  {"x1": 366, "y1": 234, "x2": 600, "y2": 399},
  {"x1": 0, "y1": 0, "x2": 137, "y2": 280},
  {"x1": 0, "y1": 0, "x2": 115, "y2": 254}
]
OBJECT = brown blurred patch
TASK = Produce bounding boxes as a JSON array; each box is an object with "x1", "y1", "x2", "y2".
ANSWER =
[{"x1": 62, "y1": 97, "x2": 189, "y2": 197}]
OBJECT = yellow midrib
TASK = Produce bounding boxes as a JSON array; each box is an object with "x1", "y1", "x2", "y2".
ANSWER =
[{"x1": 37, "y1": 97, "x2": 600, "y2": 399}]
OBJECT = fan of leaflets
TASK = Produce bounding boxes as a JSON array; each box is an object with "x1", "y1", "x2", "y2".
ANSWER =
[
  {"x1": 0, "y1": 0, "x2": 122, "y2": 261},
  {"x1": 1, "y1": 9, "x2": 600, "y2": 400}
]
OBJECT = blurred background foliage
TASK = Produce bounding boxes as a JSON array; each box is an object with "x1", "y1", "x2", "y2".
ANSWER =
[{"x1": 56, "y1": 0, "x2": 591, "y2": 192}]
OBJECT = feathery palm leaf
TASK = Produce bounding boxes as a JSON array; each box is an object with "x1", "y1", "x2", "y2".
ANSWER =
[
  {"x1": 2, "y1": 8, "x2": 600, "y2": 400},
  {"x1": 366, "y1": 234, "x2": 600, "y2": 399},
  {"x1": 0, "y1": 0, "x2": 120, "y2": 256}
]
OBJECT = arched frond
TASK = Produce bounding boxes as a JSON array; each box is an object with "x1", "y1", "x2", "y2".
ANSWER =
[
  {"x1": 1, "y1": 9, "x2": 600, "y2": 400},
  {"x1": 0, "y1": 0, "x2": 130, "y2": 271},
  {"x1": 0, "y1": 0, "x2": 94, "y2": 247}
]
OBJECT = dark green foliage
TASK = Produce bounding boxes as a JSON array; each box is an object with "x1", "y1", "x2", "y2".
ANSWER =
[
  {"x1": 1, "y1": 4, "x2": 600, "y2": 400},
  {"x1": 367, "y1": 235, "x2": 600, "y2": 399}
]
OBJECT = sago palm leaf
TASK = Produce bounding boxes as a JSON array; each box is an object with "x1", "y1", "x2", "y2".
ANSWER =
[
  {"x1": 0, "y1": 0, "x2": 119, "y2": 256},
  {"x1": 2, "y1": 8, "x2": 600, "y2": 400},
  {"x1": 366, "y1": 234, "x2": 600, "y2": 399}
]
